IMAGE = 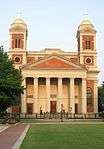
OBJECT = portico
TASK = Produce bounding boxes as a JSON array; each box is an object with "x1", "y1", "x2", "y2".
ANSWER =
[
  {"x1": 20, "y1": 53, "x2": 98, "y2": 115},
  {"x1": 21, "y1": 76, "x2": 87, "y2": 114}
]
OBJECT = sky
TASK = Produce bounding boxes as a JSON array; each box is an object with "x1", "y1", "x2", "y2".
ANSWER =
[{"x1": 0, "y1": 0, "x2": 104, "y2": 84}]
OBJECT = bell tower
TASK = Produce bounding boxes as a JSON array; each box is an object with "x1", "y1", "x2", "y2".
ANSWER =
[
  {"x1": 9, "y1": 18, "x2": 28, "y2": 68},
  {"x1": 76, "y1": 18, "x2": 97, "y2": 70},
  {"x1": 77, "y1": 18, "x2": 99, "y2": 113}
]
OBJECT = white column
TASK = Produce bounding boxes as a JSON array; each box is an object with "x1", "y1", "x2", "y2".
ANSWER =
[
  {"x1": 94, "y1": 80, "x2": 98, "y2": 113},
  {"x1": 58, "y1": 78, "x2": 62, "y2": 99},
  {"x1": 21, "y1": 78, "x2": 27, "y2": 114},
  {"x1": 82, "y1": 78, "x2": 87, "y2": 113},
  {"x1": 70, "y1": 78, "x2": 75, "y2": 113},
  {"x1": 33, "y1": 78, "x2": 38, "y2": 113},
  {"x1": 57, "y1": 78, "x2": 62, "y2": 112},
  {"x1": 46, "y1": 78, "x2": 50, "y2": 112}
]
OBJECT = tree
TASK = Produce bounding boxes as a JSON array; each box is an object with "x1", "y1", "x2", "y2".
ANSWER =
[
  {"x1": 98, "y1": 82, "x2": 104, "y2": 112},
  {"x1": 0, "y1": 46, "x2": 23, "y2": 112}
]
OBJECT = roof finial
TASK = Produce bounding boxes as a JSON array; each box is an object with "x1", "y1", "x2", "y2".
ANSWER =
[
  {"x1": 16, "y1": 11, "x2": 22, "y2": 18},
  {"x1": 83, "y1": 9, "x2": 89, "y2": 20}
]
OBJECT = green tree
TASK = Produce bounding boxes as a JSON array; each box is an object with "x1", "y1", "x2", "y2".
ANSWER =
[
  {"x1": 98, "y1": 82, "x2": 104, "y2": 112},
  {"x1": 0, "y1": 46, "x2": 23, "y2": 112}
]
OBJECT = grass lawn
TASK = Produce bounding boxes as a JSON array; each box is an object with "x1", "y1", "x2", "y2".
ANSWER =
[{"x1": 20, "y1": 124, "x2": 104, "y2": 149}]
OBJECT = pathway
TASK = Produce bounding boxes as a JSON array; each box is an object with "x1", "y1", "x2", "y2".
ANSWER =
[{"x1": 0, "y1": 123, "x2": 27, "y2": 149}]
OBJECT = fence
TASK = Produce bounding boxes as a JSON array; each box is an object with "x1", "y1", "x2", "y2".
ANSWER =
[
  {"x1": 0, "y1": 112, "x2": 103, "y2": 124},
  {"x1": 20, "y1": 112, "x2": 101, "y2": 119}
]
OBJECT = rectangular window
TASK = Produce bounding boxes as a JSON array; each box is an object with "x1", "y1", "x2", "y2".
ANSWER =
[
  {"x1": 15, "y1": 39, "x2": 21, "y2": 48},
  {"x1": 86, "y1": 36, "x2": 91, "y2": 49},
  {"x1": 15, "y1": 39, "x2": 18, "y2": 48},
  {"x1": 18, "y1": 39, "x2": 21, "y2": 48}
]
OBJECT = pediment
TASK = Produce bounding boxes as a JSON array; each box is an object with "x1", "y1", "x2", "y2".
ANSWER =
[
  {"x1": 35, "y1": 57, "x2": 76, "y2": 69},
  {"x1": 22, "y1": 55, "x2": 86, "y2": 70}
]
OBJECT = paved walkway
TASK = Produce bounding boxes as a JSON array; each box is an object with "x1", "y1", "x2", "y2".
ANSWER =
[
  {"x1": 0, "y1": 123, "x2": 27, "y2": 149},
  {"x1": 0, "y1": 124, "x2": 10, "y2": 133}
]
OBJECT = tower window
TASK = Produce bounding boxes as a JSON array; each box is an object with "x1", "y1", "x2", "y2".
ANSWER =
[
  {"x1": 15, "y1": 39, "x2": 18, "y2": 48},
  {"x1": 82, "y1": 35, "x2": 94, "y2": 50},
  {"x1": 15, "y1": 39, "x2": 21, "y2": 48},
  {"x1": 86, "y1": 36, "x2": 91, "y2": 49},
  {"x1": 12, "y1": 34, "x2": 24, "y2": 49},
  {"x1": 18, "y1": 39, "x2": 21, "y2": 48}
]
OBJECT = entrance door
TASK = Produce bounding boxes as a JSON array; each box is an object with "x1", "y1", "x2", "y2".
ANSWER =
[
  {"x1": 27, "y1": 103, "x2": 33, "y2": 114},
  {"x1": 75, "y1": 103, "x2": 78, "y2": 114},
  {"x1": 50, "y1": 101, "x2": 56, "y2": 113}
]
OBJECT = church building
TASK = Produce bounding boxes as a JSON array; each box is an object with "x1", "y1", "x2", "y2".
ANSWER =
[{"x1": 8, "y1": 18, "x2": 99, "y2": 114}]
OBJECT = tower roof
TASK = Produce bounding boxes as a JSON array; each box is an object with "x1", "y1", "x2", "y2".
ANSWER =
[
  {"x1": 11, "y1": 17, "x2": 27, "y2": 26},
  {"x1": 80, "y1": 19, "x2": 92, "y2": 25},
  {"x1": 13, "y1": 18, "x2": 25, "y2": 24},
  {"x1": 78, "y1": 18, "x2": 96, "y2": 32},
  {"x1": 10, "y1": 17, "x2": 27, "y2": 32}
]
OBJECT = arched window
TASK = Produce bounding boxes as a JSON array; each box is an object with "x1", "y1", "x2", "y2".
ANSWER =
[{"x1": 87, "y1": 87, "x2": 93, "y2": 105}]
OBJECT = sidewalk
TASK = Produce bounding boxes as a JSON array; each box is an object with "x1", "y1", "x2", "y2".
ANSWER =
[
  {"x1": 0, "y1": 123, "x2": 27, "y2": 149},
  {"x1": 0, "y1": 124, "x2": 10, "y2": 133}
]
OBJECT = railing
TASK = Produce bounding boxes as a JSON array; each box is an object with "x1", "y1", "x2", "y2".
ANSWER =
[
  {"x1": 0, "y1": 112, "x2": 103, "y2": 124},
  {"x1": 0, "y1": 113, "x2": 20, "y2": 124},
  {"x1": 20, "y1": 112, "x2": 101, "y2": 119}
]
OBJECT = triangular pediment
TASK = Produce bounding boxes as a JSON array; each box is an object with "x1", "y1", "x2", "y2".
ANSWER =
[{"x1": 22, "y1": 55, "x2": 86, "y2": 70}]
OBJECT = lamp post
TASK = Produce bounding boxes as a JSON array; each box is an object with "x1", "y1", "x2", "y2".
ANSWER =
[{"x1": 60, "y1": 104, "x2": 64, "y2": 122}]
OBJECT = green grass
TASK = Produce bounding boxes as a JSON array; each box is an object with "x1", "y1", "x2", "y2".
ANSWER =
[{"x1": 20, "y1": 124, "x2": 104, "y2": 149}]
